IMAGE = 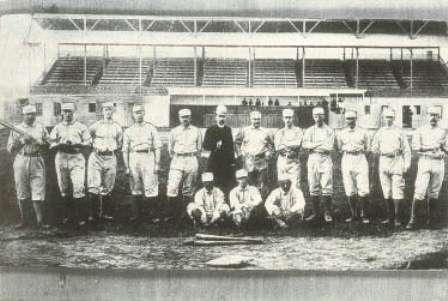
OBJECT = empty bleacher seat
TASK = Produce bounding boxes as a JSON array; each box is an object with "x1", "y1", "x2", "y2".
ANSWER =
[
  {"x1": 253, "y1": 59, "x2": 297, "y2": 88},
  {"x1": 395, "y1": 60, "x2": 448, "y2": 91},
  {"x1": 202, "y1": 58, "x2": 248, "y2": 87},
  {"x1": 353, "y1": 60, "x2": 400, "y2": 90},
  {"x1": 303, "y1": 59, "x2": 348, "y2": 88},
  {"x1": 99, "y1": 58, "x2": 151, "y2": 85},
  {"x1": 42, "y1": 57, "x2": 102, "y2": 85},
  {"x1": 150, "y1": 58, "x2": 195, "y2": 87}
]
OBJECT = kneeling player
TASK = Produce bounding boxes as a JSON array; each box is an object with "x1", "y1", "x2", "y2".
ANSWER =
[
  {"x1": 229, "y1": 169, "x2": 263, "y2": 228},
  {"x1": 186, "y1": 173, "x2": 229, "y2": 227},
  {"x1": 265, "y1": 176, "x2": 305, "y2": 229}
]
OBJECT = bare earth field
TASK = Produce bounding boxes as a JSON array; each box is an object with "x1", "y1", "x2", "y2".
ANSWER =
[{"x1": 0, "y1": 129, "x2": 447, "y2": 270}]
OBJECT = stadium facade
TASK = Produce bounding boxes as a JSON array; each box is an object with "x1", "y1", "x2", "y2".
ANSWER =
[{"x1": 2, "y1": 0, "x2": 448, "y2": 131}]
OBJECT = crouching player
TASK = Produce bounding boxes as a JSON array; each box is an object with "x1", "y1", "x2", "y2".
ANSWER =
[
  {"x1": 229, "y1": 169, "x2": 263, "y2": 228},
  {"x1": 186, "y1": 172, "x2": 230, "y2": 227},
  {"x1": 265, "y1": 176, "x2": 305, "y2": 229}
]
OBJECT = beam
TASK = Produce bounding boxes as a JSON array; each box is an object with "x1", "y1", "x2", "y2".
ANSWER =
[
  {"x1": 179, "y1": 20, "x2": 192, "y2": 32},
  {"x1": 124, "y1": 19, "x2": 137, "y2": 31},
  {"x1": 233, "y1": 21, "x2": 246, "y2": 33},
  {"x1": 355, "y1": 47, "x2": 359, "y2": 89},
  {"x1": 253, "y1": 21, "x2": 266, "y2": 33},
  {"x1": 307, "y1": 20, "x2": 322, "y2": 34},
  {"x1": 341, "y1": 20, "x2": 355, "y2": 33},
  {"x1": 144, "y1": 20, "x2": 156, "y2": 31},
  {"x1": 358, "y1": 20, "x2": 375, "y2": 37},
  {"x1": 199, "y1": 20, "x2": 211, "y2": 32},
  {"x1": 89, "y1": 19, "x2": 101, "y2": 31},
  {"x1": 411, "y1": 20, "x2": 429, "y2": 39},
  {"x1": 287, "y1": 19, "x2": 301, "y2": 33},
  {"x1": 68, "y1": 18, "x2": 82, "y2": 31}
]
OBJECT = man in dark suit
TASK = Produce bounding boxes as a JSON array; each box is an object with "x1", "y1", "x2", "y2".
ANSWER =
[{"x1": 203, "y1": 105, "x2": 235, "y2": 196}]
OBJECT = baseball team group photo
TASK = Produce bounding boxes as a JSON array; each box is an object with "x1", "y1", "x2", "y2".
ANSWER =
[{"x1": 0, "y1": 0, "x2": 447, "y2": 271}]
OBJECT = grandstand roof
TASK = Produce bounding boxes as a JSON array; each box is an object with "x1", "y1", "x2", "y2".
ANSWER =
[{"x1": 1, "y1": 0, "x2": 448, "y2": 21}]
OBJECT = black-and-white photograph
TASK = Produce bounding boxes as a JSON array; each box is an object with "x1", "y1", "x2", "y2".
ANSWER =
[{"x1": 0, "y1": 0, "x2": 447, "y2": 274}]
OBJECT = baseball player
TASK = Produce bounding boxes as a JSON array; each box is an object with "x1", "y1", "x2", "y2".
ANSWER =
[
  {"x1": 407, "y1": 106, "x2": 447, "y2": 230},
  {"x1": 203, "y1": 105, "x2": 235, "y2": 195},
  {"x1": 337, "y1": 110, "x2": 371, "y2": 223},
  {"x1": 186, "y1": 172, "x2": 230, "y2": 227},
  {"x1": 302, "y1": 107, "x2": 335, "y2": 223},
  {"x1": 234, "y1": 111, "x2": 274, "y2": 198},
  {"x1": 49, "y1": 103, "x2": 91, "y2": 227},
  {"x1": 122, "y1": 104, "x2": 161, "y2": 222},
  {"x1": 167, "y1": 108, "x2": 202, "y2": 220},
  {"x1": 7, "y1": 104, "x2": 50, "y2": 229},
  {"x1": 265, "y1": 176, "x2": 306, "y2": 229},
  {"x1": 274, "y1": 108, "x2": 303, "y2": 190},
  {"x1": 371, "y1": 108, "x2": 411, "y2": 227},
  {"x1": 87, "y1": 102, "x2": 123, "y2": 222},
  {"x1": 229, "y1": 169, "x2": 263, "y2": 228}
]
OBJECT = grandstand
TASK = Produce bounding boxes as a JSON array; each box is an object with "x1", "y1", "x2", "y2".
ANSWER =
[{"x1": 2, "y1": 0, "x2": 448, "y2": 130}]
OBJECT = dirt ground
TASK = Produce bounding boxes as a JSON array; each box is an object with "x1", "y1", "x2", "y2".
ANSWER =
[{"x1": 0, "y1": 129, "x2": 447, "y2": 270}]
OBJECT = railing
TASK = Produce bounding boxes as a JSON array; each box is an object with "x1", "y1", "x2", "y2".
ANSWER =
[{"x1": 205, "y1": 113, "x2": 283, "y2": 128}]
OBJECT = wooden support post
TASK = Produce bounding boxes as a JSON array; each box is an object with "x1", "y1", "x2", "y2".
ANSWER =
[
  {"x1": 410, "y1": 48, "x2": 413, "y2": 93},
  {"x1": 248, "y1": 47, "x2": 252, "y2": 87},
  {"x1": 302, "y1": 47, "x2": 306, "y2": 87},
  {"x1": 83, "y1": 44, "x2": 87, "y2": 86},
  {"x1": 355, "y1": 48, "x2": 359, "y2": 89},
  {"x1": 193, "y1": 47, "x2": 198, "y2": 86},
  {"x1": 138, "y1": 45, "x2": 142, "y2": 92}
]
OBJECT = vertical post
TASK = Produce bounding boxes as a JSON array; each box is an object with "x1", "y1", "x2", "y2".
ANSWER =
[
  {"x1": 138, "y1": 45, "x2": 142, "y2": 92},
  {"x1": 390, "y1": 48, "x2": 393, "y2": 61},
  {"x1": 57, "y1": 44, "x2": 60, "y2": 58},
  {"x1": 193, "y1": 46, "x2": 198, "y2": 86},
  {"x1": 83, "y1": 44, "x2": 87, "y2": 86},
  {"x1": 410, "y1": 48, "x2": 413, "y2": 93},
  {"x1": 296, "y1": 48, "x2": 300, "y2": 88},
  {"x1": 153, "y1": 46, "x2": 157, "y2": 70},
  {"x1": 302, "y1": 47, "x2": 306, "y2": 87},
  {"x1": 248, "y1": 47, "x2": 252, "y2": 87},
  {"x1": 343, "y1": 48, "x2": 346, "y2": 61},
  {"x1": 355, "y1": 47, "x2": 359, "y2": 89},
  {"x1": 400, "y1": 48, "x2": 403, "y2": 61}
]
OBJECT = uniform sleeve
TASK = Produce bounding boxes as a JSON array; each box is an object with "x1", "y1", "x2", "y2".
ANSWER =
[
  {"x1": 321, "y1": 127, "x2": 335, "y2": 151},
  {"x1": 336, "y1": 130, "x2": 343, "y2": 152},
  {"x1": 196, "y1": 127, "x2": 202, "y2": 152},
  {"x1": 229, "y1": 189, "x2": 238, "y2": 210},
  {"x1": 273, "y1": 129, "x2": 282, "y2": 150},
  {"x1": 412, "y1": 128, "x2": 422, "y2": 151},
  {"x1": 41, "y1": 126, "x2": 51, "y2": 145},
  {"x1": 122, "y1": 129, "x2": 130, "y2": 153},
  {"x1": 250, "y1": 187, "x2": 263, "y2": 207},
  {"x1": 266, "y1": 129, "x2": 275, "y2": 152},
  {"x1": 302, "y1": 127, "x2": 313, "y2": 149},
  {"x1": 363, "y1": 130, "x2": 371, "y2": 152},
  {"x1": 6, "y1": 131, "x2": 20, "y2": 154},
  {"x1": 152, "y1": 127, "x2": 162, "y2": 150},
  {"x1": 49, "y1": 125, "x2": 60, "y2": 148},
  {"x1": 290, "y1": 189, "x2": 306, "y2": 213},
  {"x1": 194, "y1": 190, "x2": 204, "y2": 208},
  {"x1": 80, "y1": 124, "x2": 92, "y2": 146},
  {"x1": 370, "y1": 130, "x2": 380, "y2": 153},
  {"x1": 401, "y1": 131, "x2": 412, "y2": 169},
  {"x1": 168, "y1": 129, "x2": 175, "y2": 156},
  {"x1": 264, "y1": 190, "x2": 278, "y2": 215},
  {"x1": 215, "y1": 188, "x2": 225, "y2": 207},
  {"x1": 234, "y1": 128, "x2": 244, "y2": 156},
  {"x1": 89, "y1": 123, "x2": 97, "y2": 140}
]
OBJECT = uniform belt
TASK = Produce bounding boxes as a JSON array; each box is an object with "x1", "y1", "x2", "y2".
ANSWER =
[
  {"x1": 96, "y1": 150, "x2": 114, "y2": 156},
  {"x1": 133, "y1": 149, "x2": 149, "y2": 153},
  {"x1": 279, "y1": 153, "x2": 298, "y2": 159},
  {"x1": 380, "y1": 154, "x2": 400, "y2": 158},
  {"x1": 175, "y1": 152, "x2": 196, "y2": 157},
  {"x1": 419, "y1": 153, "x2": 444, "y2": 159},
  {"x1": 21, "y1": 152, "x2": 42, "y2": 157},
  {"x1": 344, "y1": 151, "x2": 364, "y2": 155},
  {"x1": 60, "y1": 149, "x2": 81, "y2": 154}
]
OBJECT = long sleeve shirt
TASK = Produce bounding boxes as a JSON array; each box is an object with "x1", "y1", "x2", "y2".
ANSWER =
[
  {"x1": 122, "y1": 122, "x2": 161, "y2": 153},
  {"x1": 371, "y1": 126, "x2": 411, "y2": 168},
  {"x1": 234, "y1": 126, "x2": 274, "y2": 157},
  {"x1": 49, "y1": 121, "x2": 91, "y2": 148},
  {"x1": 194, "y1": 187, "x2": 226, "y2": 216},
  {"x1": 274, "y1": 126, "x2": 303, "y2": 153},
  {"x1": 264, "y1": 187, "x2": 305, "y2": 216},
  {"x1": 169, "y1": 125, "x2": 202, "y2": 156},
  {"x1": 302, "y1": 124, "x2": 335, "y2": 154},
  {"x1": 7, "y1": 122, "x2": 49, "y2": 155},
  {"x1": 203, "y1": 124, "x2": 234, "y2": 168},
  {"x1": 412, "y1": 124, "x2": 447, "y2": 158},
  {"x1": 337, "y1": 126, "x2": 370, "y2": 153},
  {"x1": 89, "y1": 119, "x2": 123, "y2": 152},
  {"x1": 229, "y1": 185, "x2": 262, "y2": 213}
]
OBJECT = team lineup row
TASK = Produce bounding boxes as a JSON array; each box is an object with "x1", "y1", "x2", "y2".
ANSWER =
[{"x1": 6, "y1": 102, "x2": 447, "y2": 230}]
